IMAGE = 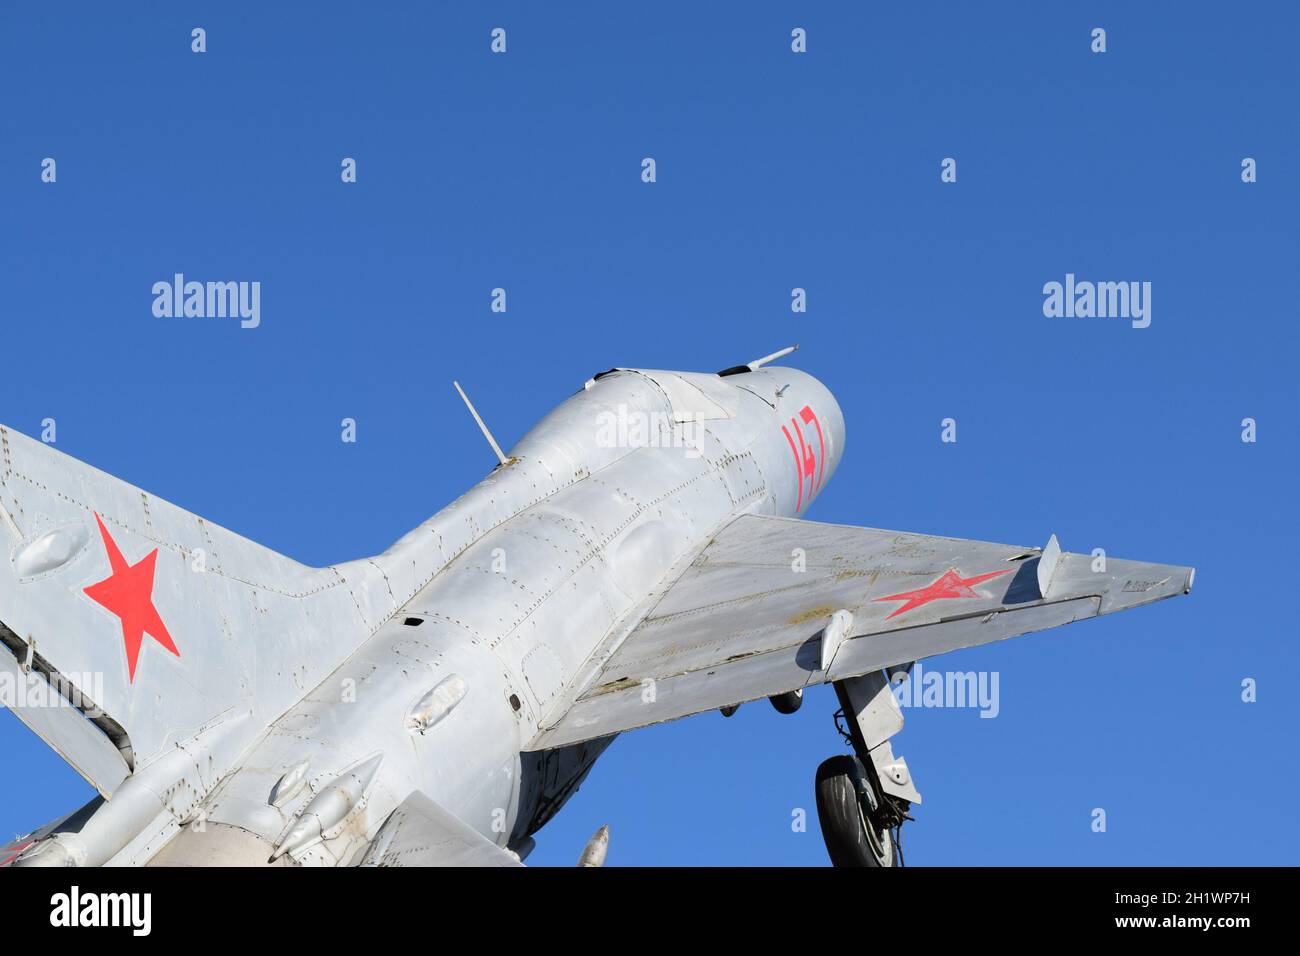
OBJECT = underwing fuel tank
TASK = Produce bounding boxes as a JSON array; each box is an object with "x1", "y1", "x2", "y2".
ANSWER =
[{"x1": 271, "y1": 755, "x2": 385, "y2": 861}]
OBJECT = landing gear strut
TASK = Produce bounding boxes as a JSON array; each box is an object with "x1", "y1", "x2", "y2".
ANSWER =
[{"x1": 814, "y1": 667, "x2": 920, "y2": 868}]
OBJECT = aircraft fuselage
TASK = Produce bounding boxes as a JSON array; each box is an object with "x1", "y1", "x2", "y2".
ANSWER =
[{"x1": 151, "y1": 367, "x2": 844, "y2": 864}]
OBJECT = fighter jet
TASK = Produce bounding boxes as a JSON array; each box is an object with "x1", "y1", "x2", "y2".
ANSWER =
[{"x1": 0, "y1": 349, "x2": 1192, "y2": 867}]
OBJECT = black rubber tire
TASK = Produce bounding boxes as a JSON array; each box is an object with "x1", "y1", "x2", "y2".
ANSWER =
[
  {"x1": 770, "y1": 689, "x2": 803, "y2": 715},
  {"x1": 814, "y1": 755, "x2": 897, "y2": 868}
]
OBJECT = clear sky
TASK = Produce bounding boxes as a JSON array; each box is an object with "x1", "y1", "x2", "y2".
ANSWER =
[{"x1": 0, "y1": 3, "x2": 1295, "y2": 865}]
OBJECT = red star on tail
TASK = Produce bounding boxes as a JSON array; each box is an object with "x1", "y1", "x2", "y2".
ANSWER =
[
  {"x1": 874, "y1": 568, "x2": 1012, "y2": 620},
  {"x1": 83, "y1": 512, "x2": 179, "y2": 682}
]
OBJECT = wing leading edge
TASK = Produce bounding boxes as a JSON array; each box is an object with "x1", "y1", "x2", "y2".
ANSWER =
[{"x1": 530, "y1": 514, "x2": 1193, "y2": 750}]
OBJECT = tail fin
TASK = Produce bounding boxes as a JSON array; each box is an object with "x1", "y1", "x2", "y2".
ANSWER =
[{"x1": 0, "y1": 425, "x2": 376, "y2": 797}]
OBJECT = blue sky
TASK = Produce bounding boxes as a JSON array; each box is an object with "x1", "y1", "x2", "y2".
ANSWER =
[{"x1": 1, "y1": 2, "x2": 1296, "y2": 865}]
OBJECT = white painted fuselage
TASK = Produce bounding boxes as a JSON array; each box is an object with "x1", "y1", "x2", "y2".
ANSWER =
[{"x1": 150, "y1": 366, "x2": 844, "y2": 865}]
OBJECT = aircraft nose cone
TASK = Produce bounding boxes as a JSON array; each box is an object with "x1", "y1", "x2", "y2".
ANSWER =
[
  {"x1": 816, "y1": 379, "x2": 846, "y2": 478},
  {"x1": 789, "y1": 369, "x2": 846, "y2": 484},
  {"x1": 743, "y1": 366, "x2": 846, "y2": 513}
]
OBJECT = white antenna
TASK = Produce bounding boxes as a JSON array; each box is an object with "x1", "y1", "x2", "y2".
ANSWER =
[
  {"x1": 748, "y1": 344, "x2": 799, "y2": 370},
  {"x1": 453, "y1": 381, "x2": 511, "y2": 467}
]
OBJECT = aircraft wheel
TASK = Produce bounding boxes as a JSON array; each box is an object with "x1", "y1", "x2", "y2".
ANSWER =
[
  {"x1": 770, "y1": 689, "x2": 803, "y2": 714},
  {"x1": 814, "y1": 755, "x2": 897, "y2": 868}
]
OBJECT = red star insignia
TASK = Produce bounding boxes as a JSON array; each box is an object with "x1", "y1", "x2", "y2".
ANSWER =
[
  {"x1": 83, "y1": 512, "x2": 179, "y2": 682},
  {"x1": 0, "y1": 839, "x2": 34, "y2": 867},
  {"x1": 874, "y1": 567, "x2": 1013, "y2": 620}
]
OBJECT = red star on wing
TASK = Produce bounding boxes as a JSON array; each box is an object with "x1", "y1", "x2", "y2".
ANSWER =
[
  {"x1": 0, "y1": 839, "x2": 34, "y2": 867},
  {"x1": 874, "y1": 567, "x2": 1012, "y2": 620},
  {"x1": 83, "y1": 512, "x2": 179, "y2": 682}
]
